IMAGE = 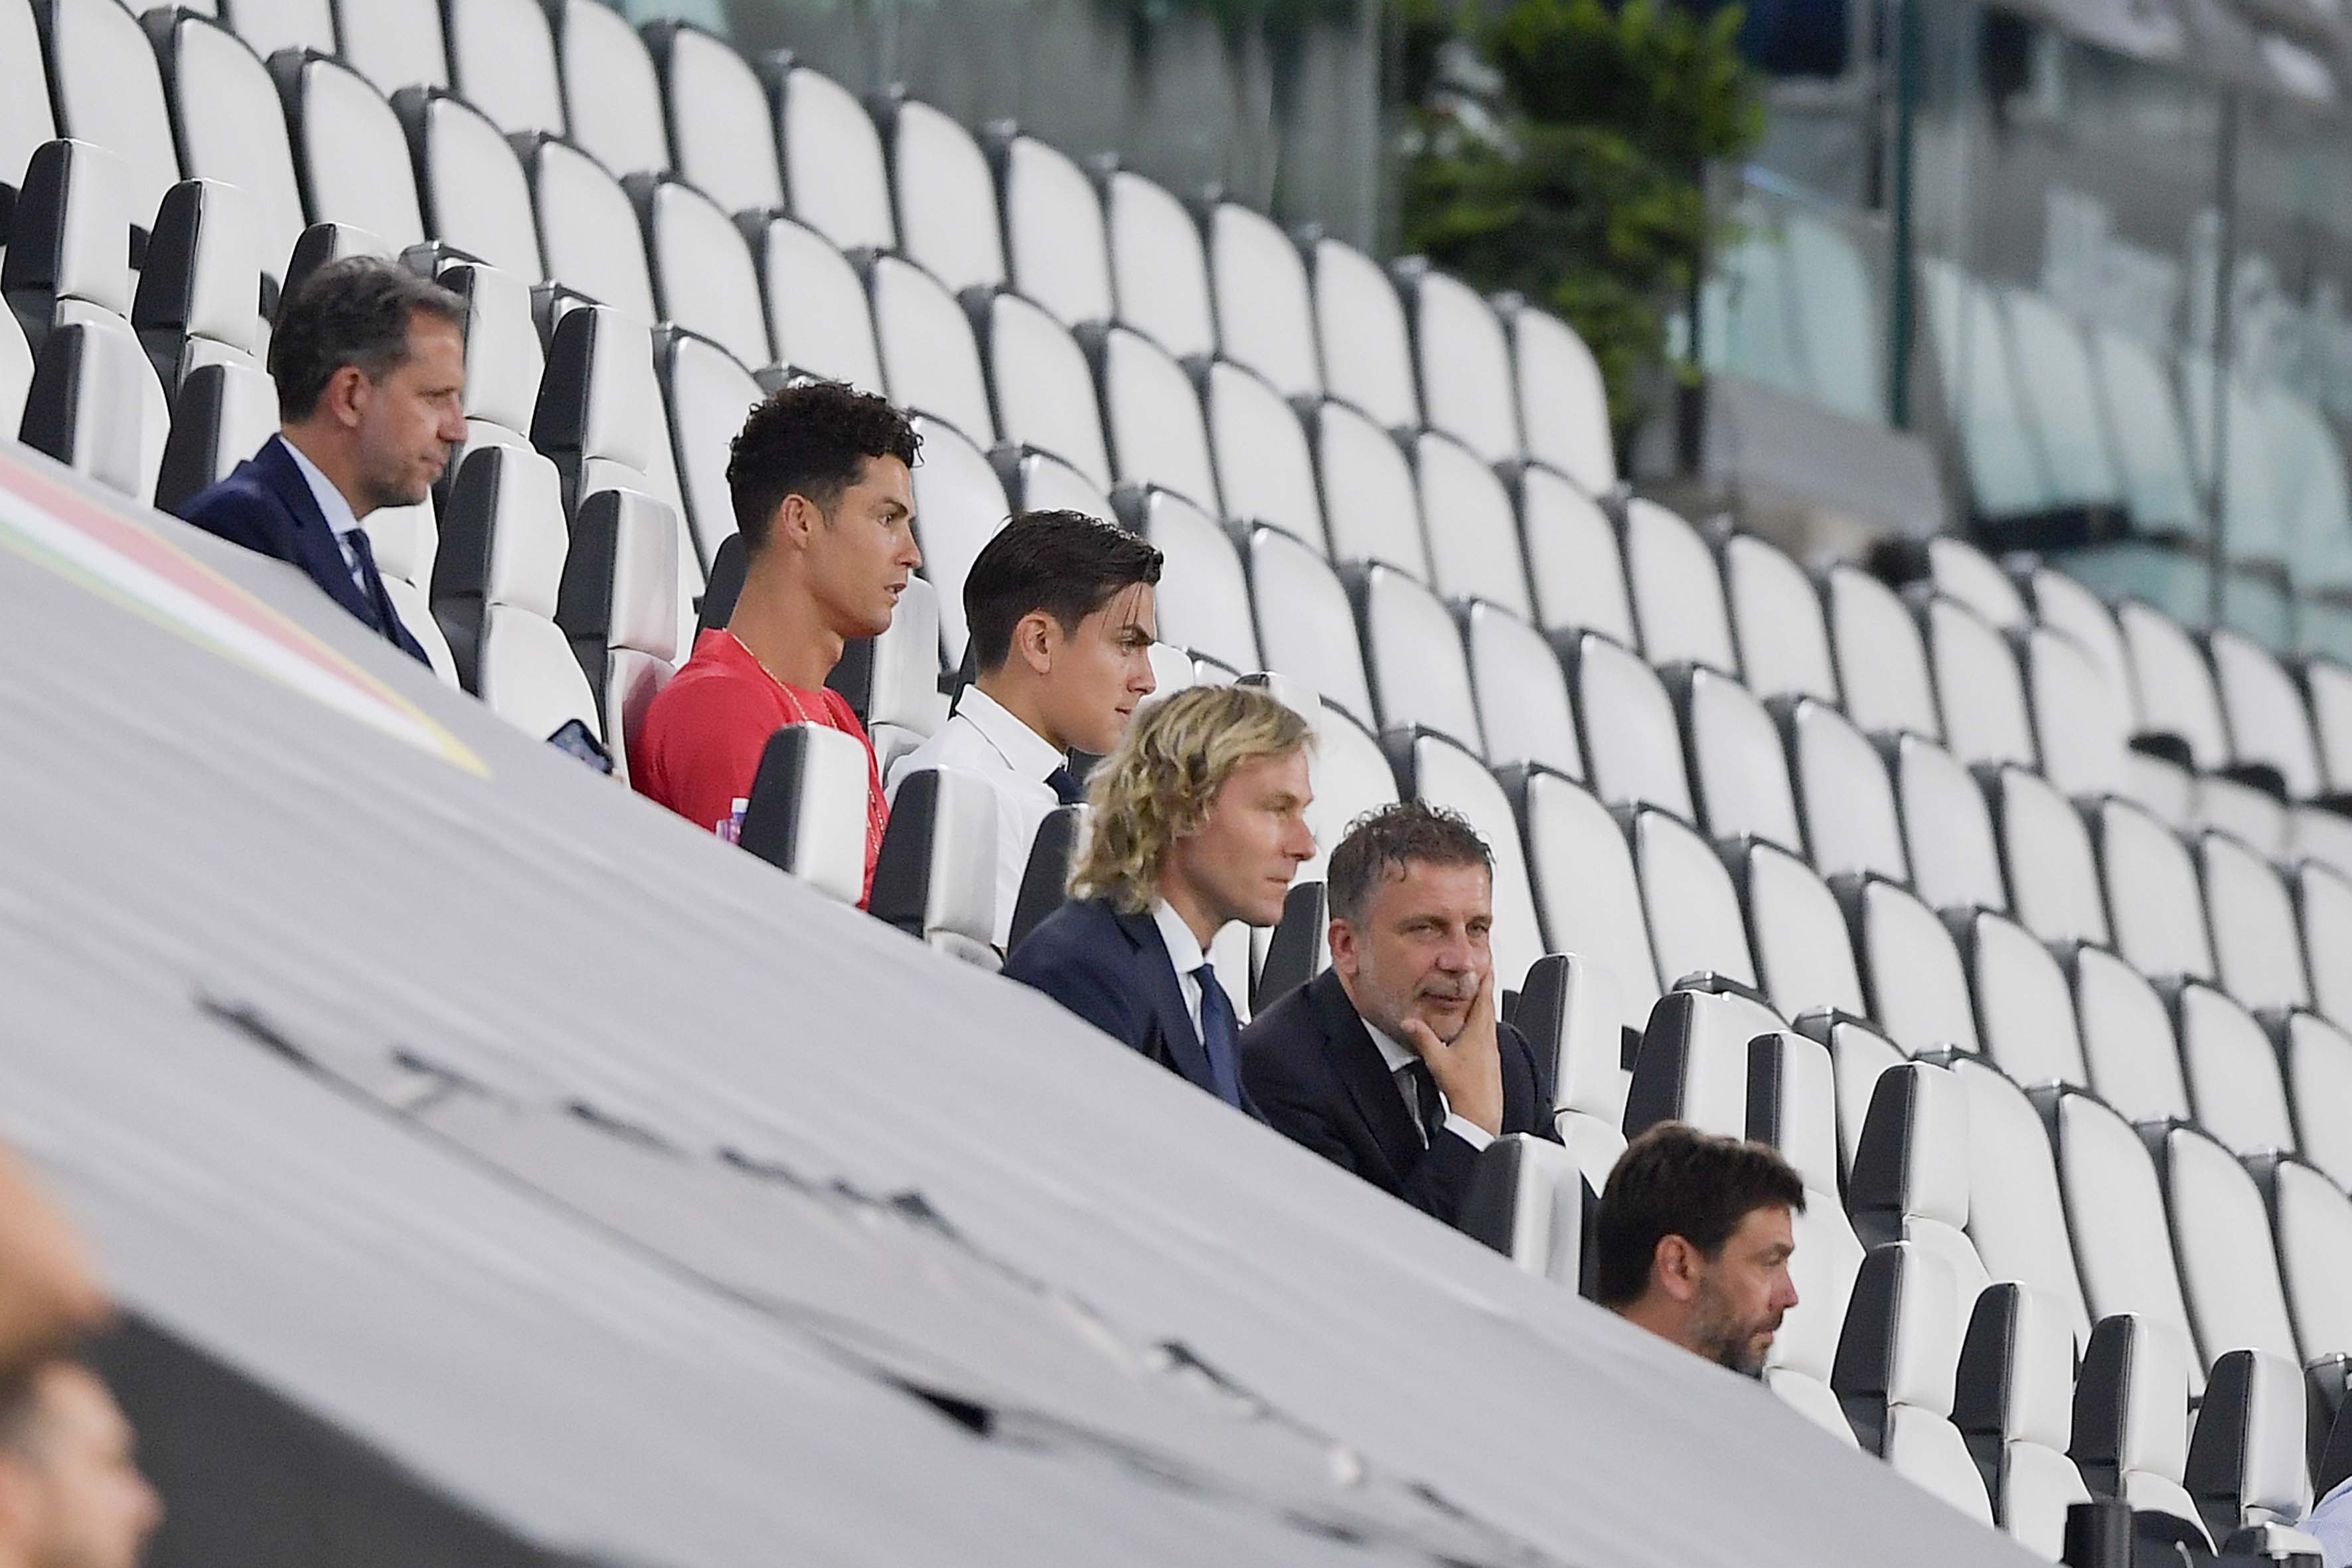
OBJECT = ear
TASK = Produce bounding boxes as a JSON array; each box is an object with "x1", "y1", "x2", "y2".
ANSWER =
[
  {"x1": 1651, "y1": 1234, "x2": 1701, "y2": 1304},
  {"x1": 1012, "y1": 609, "x2": 1056, "y2": 676},
  {"x1": 772, "y1": 492, "x2": 824, "y2": 552},
  {"x1": 1326, "y1": 917, "x2": 1358, "y2": 977},
  {"x1": 321, "y1": 364, "x2": 369, "y2": 430}
]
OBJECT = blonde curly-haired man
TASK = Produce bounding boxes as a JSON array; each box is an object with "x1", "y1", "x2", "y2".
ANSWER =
[{"x1": 1002, "y1": 685, "x2": 1315, "y2": 1117}]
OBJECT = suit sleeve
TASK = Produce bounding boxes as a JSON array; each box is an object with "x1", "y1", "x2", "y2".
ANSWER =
[
  {"x1": 177, "y1": 485, "x2": 281, "y2": 557},
  {"x1": 1003, "y1": 927, "x2": 1147, "y2": 1053},
  {"x1": 1243, "y1": 1048, "x2": 1370, "y2": 1178}
]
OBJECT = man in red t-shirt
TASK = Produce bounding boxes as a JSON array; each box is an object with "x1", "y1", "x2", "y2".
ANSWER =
[{"x1": 632, "y1": 382, "x2": 923, "y2": 905}]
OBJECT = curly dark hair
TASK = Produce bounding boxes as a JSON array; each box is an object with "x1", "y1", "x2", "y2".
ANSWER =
[
  {"x1": 727, "y1": 380, "x2": 922, "y2": 553},
  {"x1": 1593, "y1": 1122, "x2": 1806, "y2": 1308},
  {"x1": 1325, "y1": 801, "x2": 1493, "y2": 925},
  {"x1": 268, "y1": 256, "x2": 463, "y2": 423},
  {"x1": 965, "y1": 509, "x2": 1163, "y2": 671}
]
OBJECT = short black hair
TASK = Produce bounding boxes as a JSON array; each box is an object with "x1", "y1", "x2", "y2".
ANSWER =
[
  {"x1": 726, "y1": 380, "x2": 921, "y2": 553},
  {"x1": 1326, "y1": 802, "x2": 1492, "y2": 925},
  {"x1": 1593, "y1": 1122, "x2": 1806, "y2": 1308},
  {"x1": 268, "y1": 256, "x2": 463, "y2": 423},
  {"x1": 965, "y1": 510, "x2": 1164, "y2": 670}
]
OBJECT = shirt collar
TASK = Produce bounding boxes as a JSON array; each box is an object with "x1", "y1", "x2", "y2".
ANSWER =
[
  {"x1": 954, "y1": 684, "x2": 1067, "y2": 783},
  {"x1": 1149, "y1": 898, "x2": 1208, "y2": 977},
  {"x1": 279, "y1": 436, "x2": 364, "y2": 539},
  {"x1": 1365, "y1": 1020, "x2": 1421, "y2": 1076}
]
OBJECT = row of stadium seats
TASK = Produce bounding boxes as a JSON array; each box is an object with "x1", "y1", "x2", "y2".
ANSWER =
[
  {"x1": 14, "y1": 0, "x2": 2352, "y2": 1558},
  {"x1": 1704, "y1": 200, "x2": 2352, "y2": 657}
]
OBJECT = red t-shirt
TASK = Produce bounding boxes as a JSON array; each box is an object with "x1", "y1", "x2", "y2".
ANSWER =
[{"x1": 633, "y1": 629, "x2": 886, "y2": 905}]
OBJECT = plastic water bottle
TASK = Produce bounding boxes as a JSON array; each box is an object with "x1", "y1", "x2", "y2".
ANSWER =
[{"x1": 720, "y1": 797, "x2": 749, "y2": 844}]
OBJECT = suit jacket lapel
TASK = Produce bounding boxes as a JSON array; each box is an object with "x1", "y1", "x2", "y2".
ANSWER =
[
  {"x1": 1306, "y1": 971, "x2": 1423, "y2": 1182},
  {"x1": 1113, "y1": 905, "x2": 1216, "y2": 1095},
  {"x1": 254, "y1": 437, "x2": 377, "y2": 626}
]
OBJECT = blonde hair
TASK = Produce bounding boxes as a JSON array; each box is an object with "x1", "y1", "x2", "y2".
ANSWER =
[{"x1": 1069, "y1": 684, "x2": 1315, "y2": 913}]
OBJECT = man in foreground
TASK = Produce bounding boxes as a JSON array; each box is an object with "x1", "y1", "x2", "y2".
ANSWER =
[
  {"x1": 0, "y1": 1359, "x2": 161, "y2": 1568},
  {"x1": 0, "y1": 1151, "x2": 104, "y2": 1381},
  {"x1": 1240, "y1": 803, "x2": 1557, "y2": 1227},
  {"x1": 1004, "y1": 685, "x2": 1315, "y2": 1118},
  {"x1": 632, "y1": 382, "x2": 923, "y2": 907},
  {"x1": 888, "y1": 510, "x2": 1162, "y2": 947},
  {"x1": 177, "y1": 257, "x2": 465, "y2": 664},
  {"x1": 1593, "y1": 1121, "x2": 1804, "y2": 1375}
]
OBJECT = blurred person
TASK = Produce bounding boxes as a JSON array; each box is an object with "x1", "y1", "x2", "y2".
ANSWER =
[
  {"x1": 0, "y1": 1360, "x2": 161, "y2": 1568},
  {"x1": 887, "y1": 510, "x2": 1162, "y2": 948},
  {"x1": 1593, "y1": 1121, "x2": 1804, "y2": 1376},
  {"x1": 177, "y1": 257, "x2": 466, "y2": 665},
  {"x1": 1004, "y1": 685, "x2": 1314, "y2": 1117},
  {"x1": 633, "y1": 382, "x2": 922, "y2": 907},
  {"x1": 2305, "y1": 1476, "x2": 2352, "y2": 1567},
  {"x1": 0, "y1": 1152, "x2": 104, "y2": 1379},
  {"x1": 1239, "y1": 803, "x2": 1557, "y2": 1227}
]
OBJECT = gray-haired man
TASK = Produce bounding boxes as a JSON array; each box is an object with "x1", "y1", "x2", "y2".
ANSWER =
[{"x1": 1239, "y1": 801, "x2": 1559, "y2": 1227}]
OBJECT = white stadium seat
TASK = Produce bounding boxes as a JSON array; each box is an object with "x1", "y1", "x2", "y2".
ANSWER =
[
  {"x1": 150, "y1": 13, "x2": 307, "y2": 289},
  {"x1": 1396, "y1": 259, "x2": 1520, "y2": 464},
  {"x1": 1097, "y1": 323, "x2": 1219, "y2": 512},
  {"x1": 279, "y1": 52, "x2": 429, "y2": 251},
  {"x1": 1204, "y1": 200, "x2": 1320, "y2": 400},
  {"x1": 905, "y1": 413, "x2": 1009, "y2": 668},
  {"x1": 550, "y1": 0, "x2": 669, "y2": 181},
  {"x1": 878, "y1": 94, "x2": 1003, "y2": 297},
  {"x1": 445, "y1": 0, "x2": 566, "y2": 139},
  {"x1": 399, "y1": 88, "x2": 541, "y2": 280},
  {"x1": 995, "y1": 132, "x2": 1113, "y2": 333},
  {"x1": 1306, "y1": 233, "x2": 1417, "y2": 431},
  {"x1": 645, "y1": 22, "x2": 782, "y2": 219},
  {"x1": 335, "y1": 0, "x2": 449, "y2": 96},
  {"x1": 753, "y1": 217, "x2": 884, "y2": 393},
  {"x1": 639, "y1": 176, "x2": 773, "y2": 375},
  {"x1": 1201, "y1": 357, "x2": 1320, "y2": 550},
  {"x1": 773, "y1": 59, "x2": 895, "y2": 255},
  {"x1": 868, "y1": 254, "x2": 994, "y2": 444},
  {"x1": 1103, "y1": 166, "x2": 1214, "y2": 361},
  {"x1": 1311, "y1": 397, "x2": 1427, "y2": 577}
]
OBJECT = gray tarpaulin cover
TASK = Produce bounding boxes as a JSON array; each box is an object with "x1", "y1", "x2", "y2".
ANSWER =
[{"x1": 0, "y1": 444, "x2": 2035, "y2": 1566}]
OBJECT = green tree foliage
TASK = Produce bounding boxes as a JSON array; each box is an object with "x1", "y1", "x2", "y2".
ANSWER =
[{"x1": 1402, "y1": 0, "x2": 1764, "y2": 445}]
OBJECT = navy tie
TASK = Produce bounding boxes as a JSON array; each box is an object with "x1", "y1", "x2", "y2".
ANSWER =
[
  {"x1": 1192, "y1": 961, "x2": 1245, "y2": 1109},
  {"x1": 1399, "y1": 1059, "x2": 1446, "y2": 1146},
  {"x1": 342, "y1": 526, "x2": 394, "y2": 637},
  {"x1": 1045, "y1": 763, "x2": 1085, "y2": 805}
]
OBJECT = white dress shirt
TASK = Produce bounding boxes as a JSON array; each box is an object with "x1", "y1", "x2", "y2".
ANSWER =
[
  {"x1": 1366, "y1": 1020, "x2": 1496, "y2": 1152},
  {"x1": 1150, "y1": 898, "x2": 1208, "y2": 1036},
  {"x1": 886, "y1": 685, "x2": 1065, "y2": 948},
  {"x1": 279, "y1": 437, "x2": 373, "y2": 589},
  {"x1": 2307, "y1": 1476, "x2": 2352, "y2": 1568}
]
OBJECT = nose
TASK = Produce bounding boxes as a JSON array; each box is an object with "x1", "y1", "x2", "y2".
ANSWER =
[
  {"x1": 1284, "y1": 818, "x2": 1316, "y2": 863},
  {"x1": 1774, "y1": 1268, "x2": 1800, "y2": 1313},
  {"x1": 438, "y1": 400, "x2": 468, "y2": 443},
  {"x1": 899, "y1": 526, "x2": 923, "y2": 571}
]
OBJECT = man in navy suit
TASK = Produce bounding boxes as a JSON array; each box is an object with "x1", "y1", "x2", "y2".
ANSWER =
[
  {"x1": 1239, "y1": 802, "x2": 1559, "y2": 1228},
  {"x1": 175, "y1": 257, "x2": 467, "y2": 664},
  {"x1": 1004, "y1": 684, "x2": 1316, "y2": 1121}
]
